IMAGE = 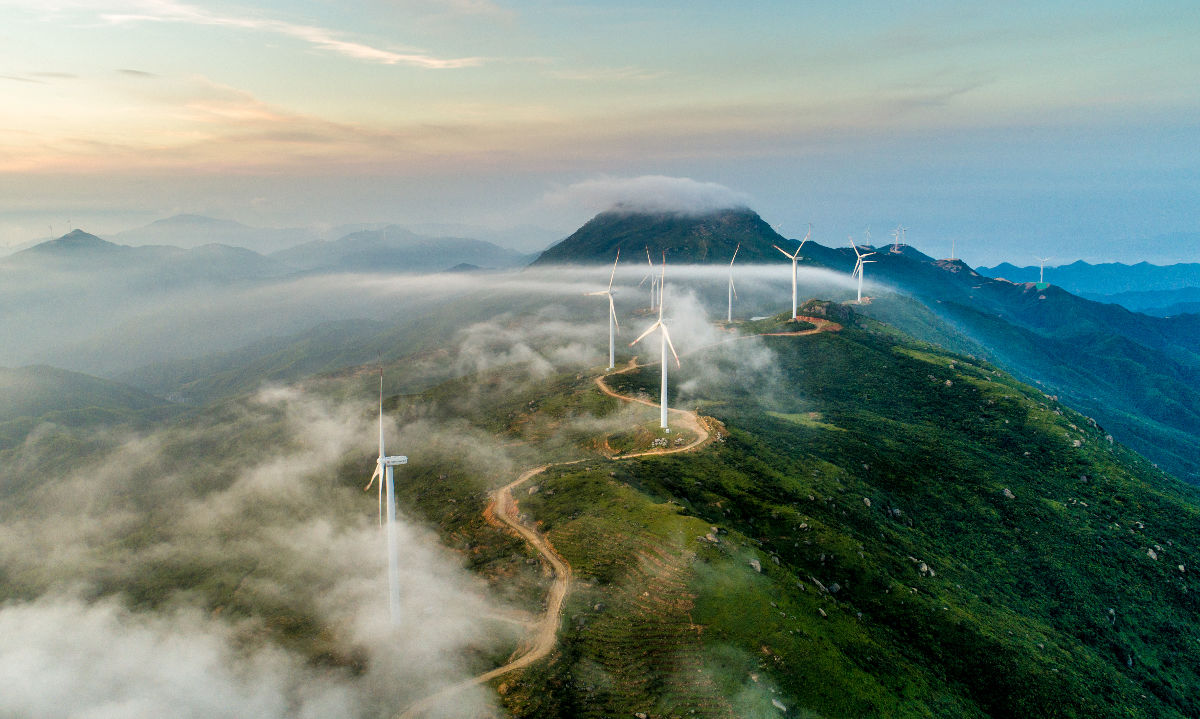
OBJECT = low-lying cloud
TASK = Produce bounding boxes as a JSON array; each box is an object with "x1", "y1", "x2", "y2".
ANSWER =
[
  {"x1": 542, "y1": 175, "x2": 753, "y2": 217},
  {"x1": 0, "y1": 386, "x2": 513, "y2": 718},
  {"x1": 0, "y1": 595, "x2": 354, "y2": 719}
]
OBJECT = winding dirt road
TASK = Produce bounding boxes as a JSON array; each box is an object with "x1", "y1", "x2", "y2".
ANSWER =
[{"x1": 396, "y1": 315, "x2": 839, "y2": 718}]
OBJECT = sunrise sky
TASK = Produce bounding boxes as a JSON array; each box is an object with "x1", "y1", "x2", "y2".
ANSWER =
[{"x1": 2, "y1": 0, "x2": 1197, "y2": 263}]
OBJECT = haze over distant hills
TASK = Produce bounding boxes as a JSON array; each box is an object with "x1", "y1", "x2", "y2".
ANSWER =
[
  {"x1": 112, "y1": 214, "x2": 326, "y2": 254},
  {"x1": 979, "y1": 259, "x2": 1200, "y2": 295},
  {"x1": 273, "y1": 225, "x2": 532, "y2": 273},
  {"x1": 0, "y1": 225, "x2": 529, "y2": 374},
  {"x1": 978, "y1": 259, "x2": 1200, "y2": 317}
]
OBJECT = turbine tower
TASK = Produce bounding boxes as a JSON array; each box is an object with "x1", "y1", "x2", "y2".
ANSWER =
[
  {"x1": 772, "y1": 224, "x2": 811, "y2": 320},
  {"x1": 850, "y1": 240, "x2": 876, "y2": 303},
  {"x1": 639, "y1": 248, "x2": 660, "y2": 311},
  {"x1": 587, "y1": 249, "x2": 621, "y2": 370},
  {"x1": 364, "y1": 372, "x2": 407, "y2": 625},
  {"x1": 631, "y1": 254, "x2": 680, "y2": 431},
  {"x1": 1037, "y1": 256, "x2": 1051, "y2": 284},
  {"x1": 726, "y1": 243, "x2": 740, "y2": 323}
]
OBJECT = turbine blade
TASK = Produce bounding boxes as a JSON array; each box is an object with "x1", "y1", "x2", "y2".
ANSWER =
[
  {"x1": 730, "y1": 243, "x2": 740, "y2": 266},
  {"x1": 378, "y1": 370, "x2": 385, "y2": 459},
  {"x1": 585, "y1": 290, "x2": 608, "y2": 296},
  {"x1": 729, "y1": 276, "x2": 737, "y2": 299},
  {"x1": 609, "y1": 295, "x2": 619, "y2": 332},
  {"x1": 773, "y1": 244, "x2": 794, "y2": 260},
  {"x1": 661, "y1": 325, "x2": 681, "y2": 367},
  {"x1": 608, "y1": 249, "x2": 619, "y2": 290},
  {"x1": 364, "y1": 464, "x2": 381, "y2": 492},
  {"x1": 631, "y1": 321, "x2": 661, "y2": 346}
]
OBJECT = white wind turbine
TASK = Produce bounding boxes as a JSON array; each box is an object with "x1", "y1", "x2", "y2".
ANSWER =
[
  {"x1": 587, "y1": 249, "x2": 621, "y2": 370},
  {"x1": 1037, "y1": 256, "x2": 1052, "y2": 285},
  {"x1": 850, "y1": 240, "x2": 876, "y2": 302},
  {"x1": 631, "y1": 254, "x2": 680, "y2": 431},
  {"x1": 726, "y1": 243, "x2": 740, "y2": 323},
  {"x1": 639, "y1": 248, "x2": 660, "y2": 311},
  {"x1": 772, "y1": 224, "x2": 812, "y2": 320},
  {"x1": 364, "y1": 372, "x2": 408, "y2": 625}
]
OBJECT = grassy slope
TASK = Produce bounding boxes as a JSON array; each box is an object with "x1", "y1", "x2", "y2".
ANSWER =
[
  {"x1": 0, "y1": 365, "x2": 178, "y2": 450},
  {"x1": 489, "y1": 308, "x2": 1200, "y2": 718}
]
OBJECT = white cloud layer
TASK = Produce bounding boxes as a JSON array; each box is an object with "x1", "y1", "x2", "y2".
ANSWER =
[
  {"x1": 0, "y1": 595, "x2": 353, "y2": 719},
  {"x1": 542, "y1": 175, "x2": 753, "y2": 217}
]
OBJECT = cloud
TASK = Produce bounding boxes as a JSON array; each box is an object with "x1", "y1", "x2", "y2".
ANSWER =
[
  {"x1": 0, "y1": 385, "x2": 514, "y2": 717},
  {"x1": 542, "y1": 175, "x2": 753, "y2": 217},
  {"x1": 100, "y1": 0, "x2": 483, "y2": 69},
  {"x1": 0, "y1": 595, "x2": 356, "y2": 719}
]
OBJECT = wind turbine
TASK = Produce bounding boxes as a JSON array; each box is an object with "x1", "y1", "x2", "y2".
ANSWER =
[
  {"x1": 631, "y1": 254, "x2": 680, "y2": 431},
  {"x1": 639, "y1": 248, "x2": 660, "y2": 310},
  {"x1": 1037, "y1": 256, "x2": 1052, "y2": 285},
  {"x1": 726, "y1": 243, "x2": 740, "y2": 323},
  {"x1": 850, "y1": 240, "x2": 876, "y2": 302},
  {"x1": 364, "y1": 372, "x2": 407, "y2": 625},
  {"x1": 891, "y1": 225, "x2": 906, "y2": 253},
  {"x1": 772, "y1": 224, "x2": 811, "y2": 320},
  {"x1": 587, "y1": 249, "x2": 621, "y2": 370}
]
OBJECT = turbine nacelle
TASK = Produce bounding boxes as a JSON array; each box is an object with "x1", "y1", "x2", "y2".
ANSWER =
[{"x1": 630, "y1": 319, "x2": 680, "y2": 367}]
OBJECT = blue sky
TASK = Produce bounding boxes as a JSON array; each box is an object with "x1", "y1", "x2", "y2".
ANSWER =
[{"x1": 1, "y1": 0, "x2": 1197, "y2": 263}]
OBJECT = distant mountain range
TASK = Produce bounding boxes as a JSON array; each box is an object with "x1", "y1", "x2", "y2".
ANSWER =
[
  {"x1": 7, "y1": 229, "x2": 285, "y2": 285},
  {"x1": 1082, "y1": 286, "x2": 1200, "y2": 317},
  {"x1": 112, "y1": 214, "x2": 322, "y2": 254},
  {"x1": 112, "y1": 214, "x2": 562, "y2": 256},
  {"x1": 979, "y1": 259, "x2": 1200, "y2": 304},
  {"x1": 272, "y1": 225, "x2": 532, "y2": 273},
  {"x1": 0, "y1": 226, "x2": 532, "y2": 374},
  {"x1": 7, "y1": 225, "x2": 530, "y2": 278}
]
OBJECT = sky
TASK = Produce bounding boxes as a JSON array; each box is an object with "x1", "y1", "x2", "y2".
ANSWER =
[{"x1": 1, "y1": 0, "x2": 1198, "y2": 264}]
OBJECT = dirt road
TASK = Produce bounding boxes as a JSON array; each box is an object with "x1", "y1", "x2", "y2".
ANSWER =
[{"x1": 397, "y1": 316, "x2": 839, "y2": 718}]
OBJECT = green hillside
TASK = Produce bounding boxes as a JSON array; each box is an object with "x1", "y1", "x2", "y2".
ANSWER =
[
  {"x1": 0, "y1": 365, "x2": 176, "y2": 449},
  {"x1": 406, "y1": 303, "x2": 1200, "y2": 718}
]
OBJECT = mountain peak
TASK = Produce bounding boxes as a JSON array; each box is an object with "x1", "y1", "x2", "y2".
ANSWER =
[
  {"x1": 531, "y1": 206, "x2": 785, "y2": 265},
  {"x1": 19, "y1": 229, "x2": 119, "y2": 257}
]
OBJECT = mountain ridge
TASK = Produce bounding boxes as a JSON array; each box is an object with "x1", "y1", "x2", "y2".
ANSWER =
[{"x1": 531, "y1": 207, "x2": 787, "y2": 265}]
